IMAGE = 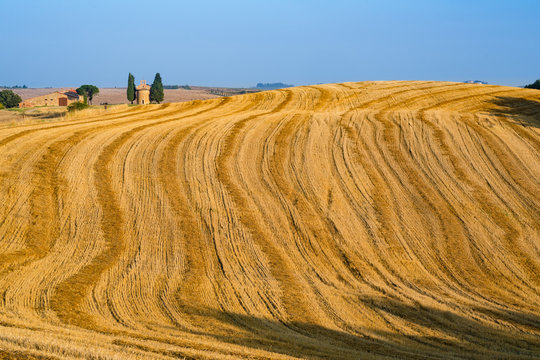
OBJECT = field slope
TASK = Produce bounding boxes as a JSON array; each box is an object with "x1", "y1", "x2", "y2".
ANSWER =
[{"x1": 0, "y1": 81, "x2": 539, "y2": 359}]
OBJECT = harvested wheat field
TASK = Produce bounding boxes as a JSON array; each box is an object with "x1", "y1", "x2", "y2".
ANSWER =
[{"x1": 0, "y1": 81, "x2": 539, "y2": 359}]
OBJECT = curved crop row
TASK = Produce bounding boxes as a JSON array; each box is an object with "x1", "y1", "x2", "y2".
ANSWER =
[{"x1": 0, "y1": 81, "x2": 538, "y2": 359}]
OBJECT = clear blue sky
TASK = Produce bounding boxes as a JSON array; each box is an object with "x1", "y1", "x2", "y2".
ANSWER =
[{"x1": 1, "y1": 0, "x2": 539, "y2": 88}]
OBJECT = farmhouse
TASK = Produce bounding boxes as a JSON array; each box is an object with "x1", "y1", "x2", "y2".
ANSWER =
[
  {"x1": 136, "y1": 80, "x2": 151, "y2": 104},
  {"x1": 19, "y1": 90, "x2": 81, "y2": 108}
]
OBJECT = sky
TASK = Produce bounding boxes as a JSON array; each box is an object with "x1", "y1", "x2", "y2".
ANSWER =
[{"x1": 1, "y1": 0, "x2": 539, "y2": 88}]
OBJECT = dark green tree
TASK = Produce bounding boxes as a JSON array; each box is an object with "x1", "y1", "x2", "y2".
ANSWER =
[
  {"x1": 525, "y1": 79, "x2": 540, "y2": 90},
  {"x1": 76, "y1": 85, "x2": 100, "y2": 105},
  {"x1": 127, "y1": 73, "x2": 135, "y2": 104},
  {"x1": 150, "y1": 73, "x2": 164, "y2": 104},
  {"x1": 0, "y1": 90, "x2": 22, "y2": 108}
]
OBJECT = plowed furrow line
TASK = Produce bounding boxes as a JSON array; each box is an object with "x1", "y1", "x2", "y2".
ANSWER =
[
  {"x1": 416, "y1": 115, "x2": 529, "y2": 304},
  {"x1": 320, "y1": 81, "x2": 441, "y2": 113},
  {"x1": 330, "y1": 121, "x2": 399, "y2": 291},
  {"x1": 379, "y1": 112, "x2": 518, "y2": 302},
  {"x1": 419, "y1": 89, "x2": 538, "y2": 250},
  {"x1": 380, "y1": 84, "x2": 504, "y2": 113},
  {"x1": 356, "y1": 84, "x2": 536, "y2": 305},
  {"x1": 342, "y1": 97, "x2": 460, "y2": 304},
  {"x1": 0, "y1": 131, "x2": 83, "y2": 277},
  {"x1": 294, "y1": 118, "x2": 380, "y2": 286},
  {"x1": 417, "y1": 88, "x2": 540, "y2": 297},
  {"x1": 337, "y1": 117, "x2": 429, "y2": 293},
  {"x1": 0, "y1": 106, "x2": 148, "y2": 145},
  {"x1": 214, "y1": 92, "x2": 323, "y2": 325},
  {"x1": 0, "y1": 104, "x2": 208, "y2": 276},
  {"x1": 464, "y1": 117, "x2": 540, "y2": 289},
  {"x1": 290, "y1": 120, "x2": 366, "y2": 284},
  {"x1": 210, "y1": 93, "x2": 362, "y2": 349},
  {"x1": 305, "y1": 86, "x2": 339, "y2": 112},
  {"x1": 0, "y1": 81, "x2": 538, "y2": 359},
  {"x1": 100, "y1": 97, "x2": 265, "y2": 331},
  {"x1": 504, "y1": 119, "x2": 540, "y2": 156},
  {"x1": 260, "y1": 114, "x2": 375, "y2": 338},
  {"x1": 154, "y1": 95, "x2": 269, "y2": 328},
  {"x1": 344, "y1": 113, "x2": 458, "y2": 299},
  {"x1": 470, "y1": 115, "x2": 540, "y2": 214},
  {"x1": 345, "y1": 110, "x2": 494, "y2": 330},
  {"x1": 337, "y1": 115, "x2": 452, "y2": 346},
  {"x1": 0, "y1": 105, "x2": 190, "y2": 220},
  {"x1": 354, "y1": 81, "x2": 452, "y2": 110},
  {"x1": 0, "y1": 102, "x2": 201, "y2": 151},
  {"x1": 0, "y1": 129, "x2": 41, "y2": 148},
  {"x1": 0, "y1": 103, "x2": 167, "y2": 132},
  {"x1": 416, "y1": 88, "x2": 518, "y2": 113},
  {"x1": 414, "y1": 109, "x2": 540, "y2": 301},
  {"x1": 50, "y1": 98, "x2": 235, "y2": 329},
  {"x1": 369, "y1": 110, "x2": 538, "y2": 346}
]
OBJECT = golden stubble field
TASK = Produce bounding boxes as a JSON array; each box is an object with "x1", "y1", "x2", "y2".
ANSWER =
[{"x1": 0, "y1": 81, "x2": 539, "y2": 359}]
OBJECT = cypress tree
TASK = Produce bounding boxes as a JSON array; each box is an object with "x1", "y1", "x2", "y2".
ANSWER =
[
  {"x1": 150, "y1": 73, "x2": 164, "y2": 104},
  {"x1": 127, "y1": 73, "x2": 135, "y2": 104}
]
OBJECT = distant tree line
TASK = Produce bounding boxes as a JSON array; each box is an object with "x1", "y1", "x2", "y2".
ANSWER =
[
  {"x1": 525, "y1": 79, "x2": 540, "y2": 90},
  {"x1": 463, "y1": 80, "x2": 488, "y2": 84},
  {"x1": 209, "y1": 89, "x2": 260, "y2": 96},
  {"x1": 209, "y1": 89, "x2": 234, "y2": 96},
  {"x1": 163, "y1": 85, "x2": 192, "y2": 90},
  {"x1": 256, "y1": 83, "x2": 293, "y2": 90},
  {"x1": 0, "y1": 85, "x2": 28, "y2": 89}
]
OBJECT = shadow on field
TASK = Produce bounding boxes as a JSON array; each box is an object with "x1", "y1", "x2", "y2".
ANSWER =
[
  {"x1": 179, "y1": 297, "x2": 540, "y2": 359},
  {"x1": 32, "y1": 112, "x2": 65, "y2": 120},
  {"x1": 486, "y1": 96, "x2": 540, "y2": 129}
]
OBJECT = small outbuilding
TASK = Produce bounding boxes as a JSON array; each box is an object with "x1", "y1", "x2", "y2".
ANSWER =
[
  {"x1": 136, "y1": 80, "x2": 150, "y2": 104},
  {"x1": 19, "y1": 90, "x2": 81, "y2": 108}
]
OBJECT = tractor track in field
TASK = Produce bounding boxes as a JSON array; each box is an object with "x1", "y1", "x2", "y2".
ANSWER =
[{"x1": 0, "y1": 81, "x2": 538, "y2": 359}]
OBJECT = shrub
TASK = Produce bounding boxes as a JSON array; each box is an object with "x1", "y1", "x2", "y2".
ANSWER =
[
  {"x1": 0, "y1": 90, "x2": 22, "y2": 108},
  {"x1": 67, "y1": 101, "x2": 89, "y2": 112},
  {"x1": 524, "y1": 79, "x2": 540, "y2": 90},
  {"x1": 0, "y1": 103, "x2": 4, "y2": 110}
]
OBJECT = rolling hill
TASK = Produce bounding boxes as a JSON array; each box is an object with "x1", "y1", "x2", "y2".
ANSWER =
[{"x1": 0, "y1": 81, "x2": 539, "y2": 359}]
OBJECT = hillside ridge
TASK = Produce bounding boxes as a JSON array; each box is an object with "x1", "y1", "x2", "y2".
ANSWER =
[{"x1": 0, "y1": 81, "x2": 539, "y2": 359}]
